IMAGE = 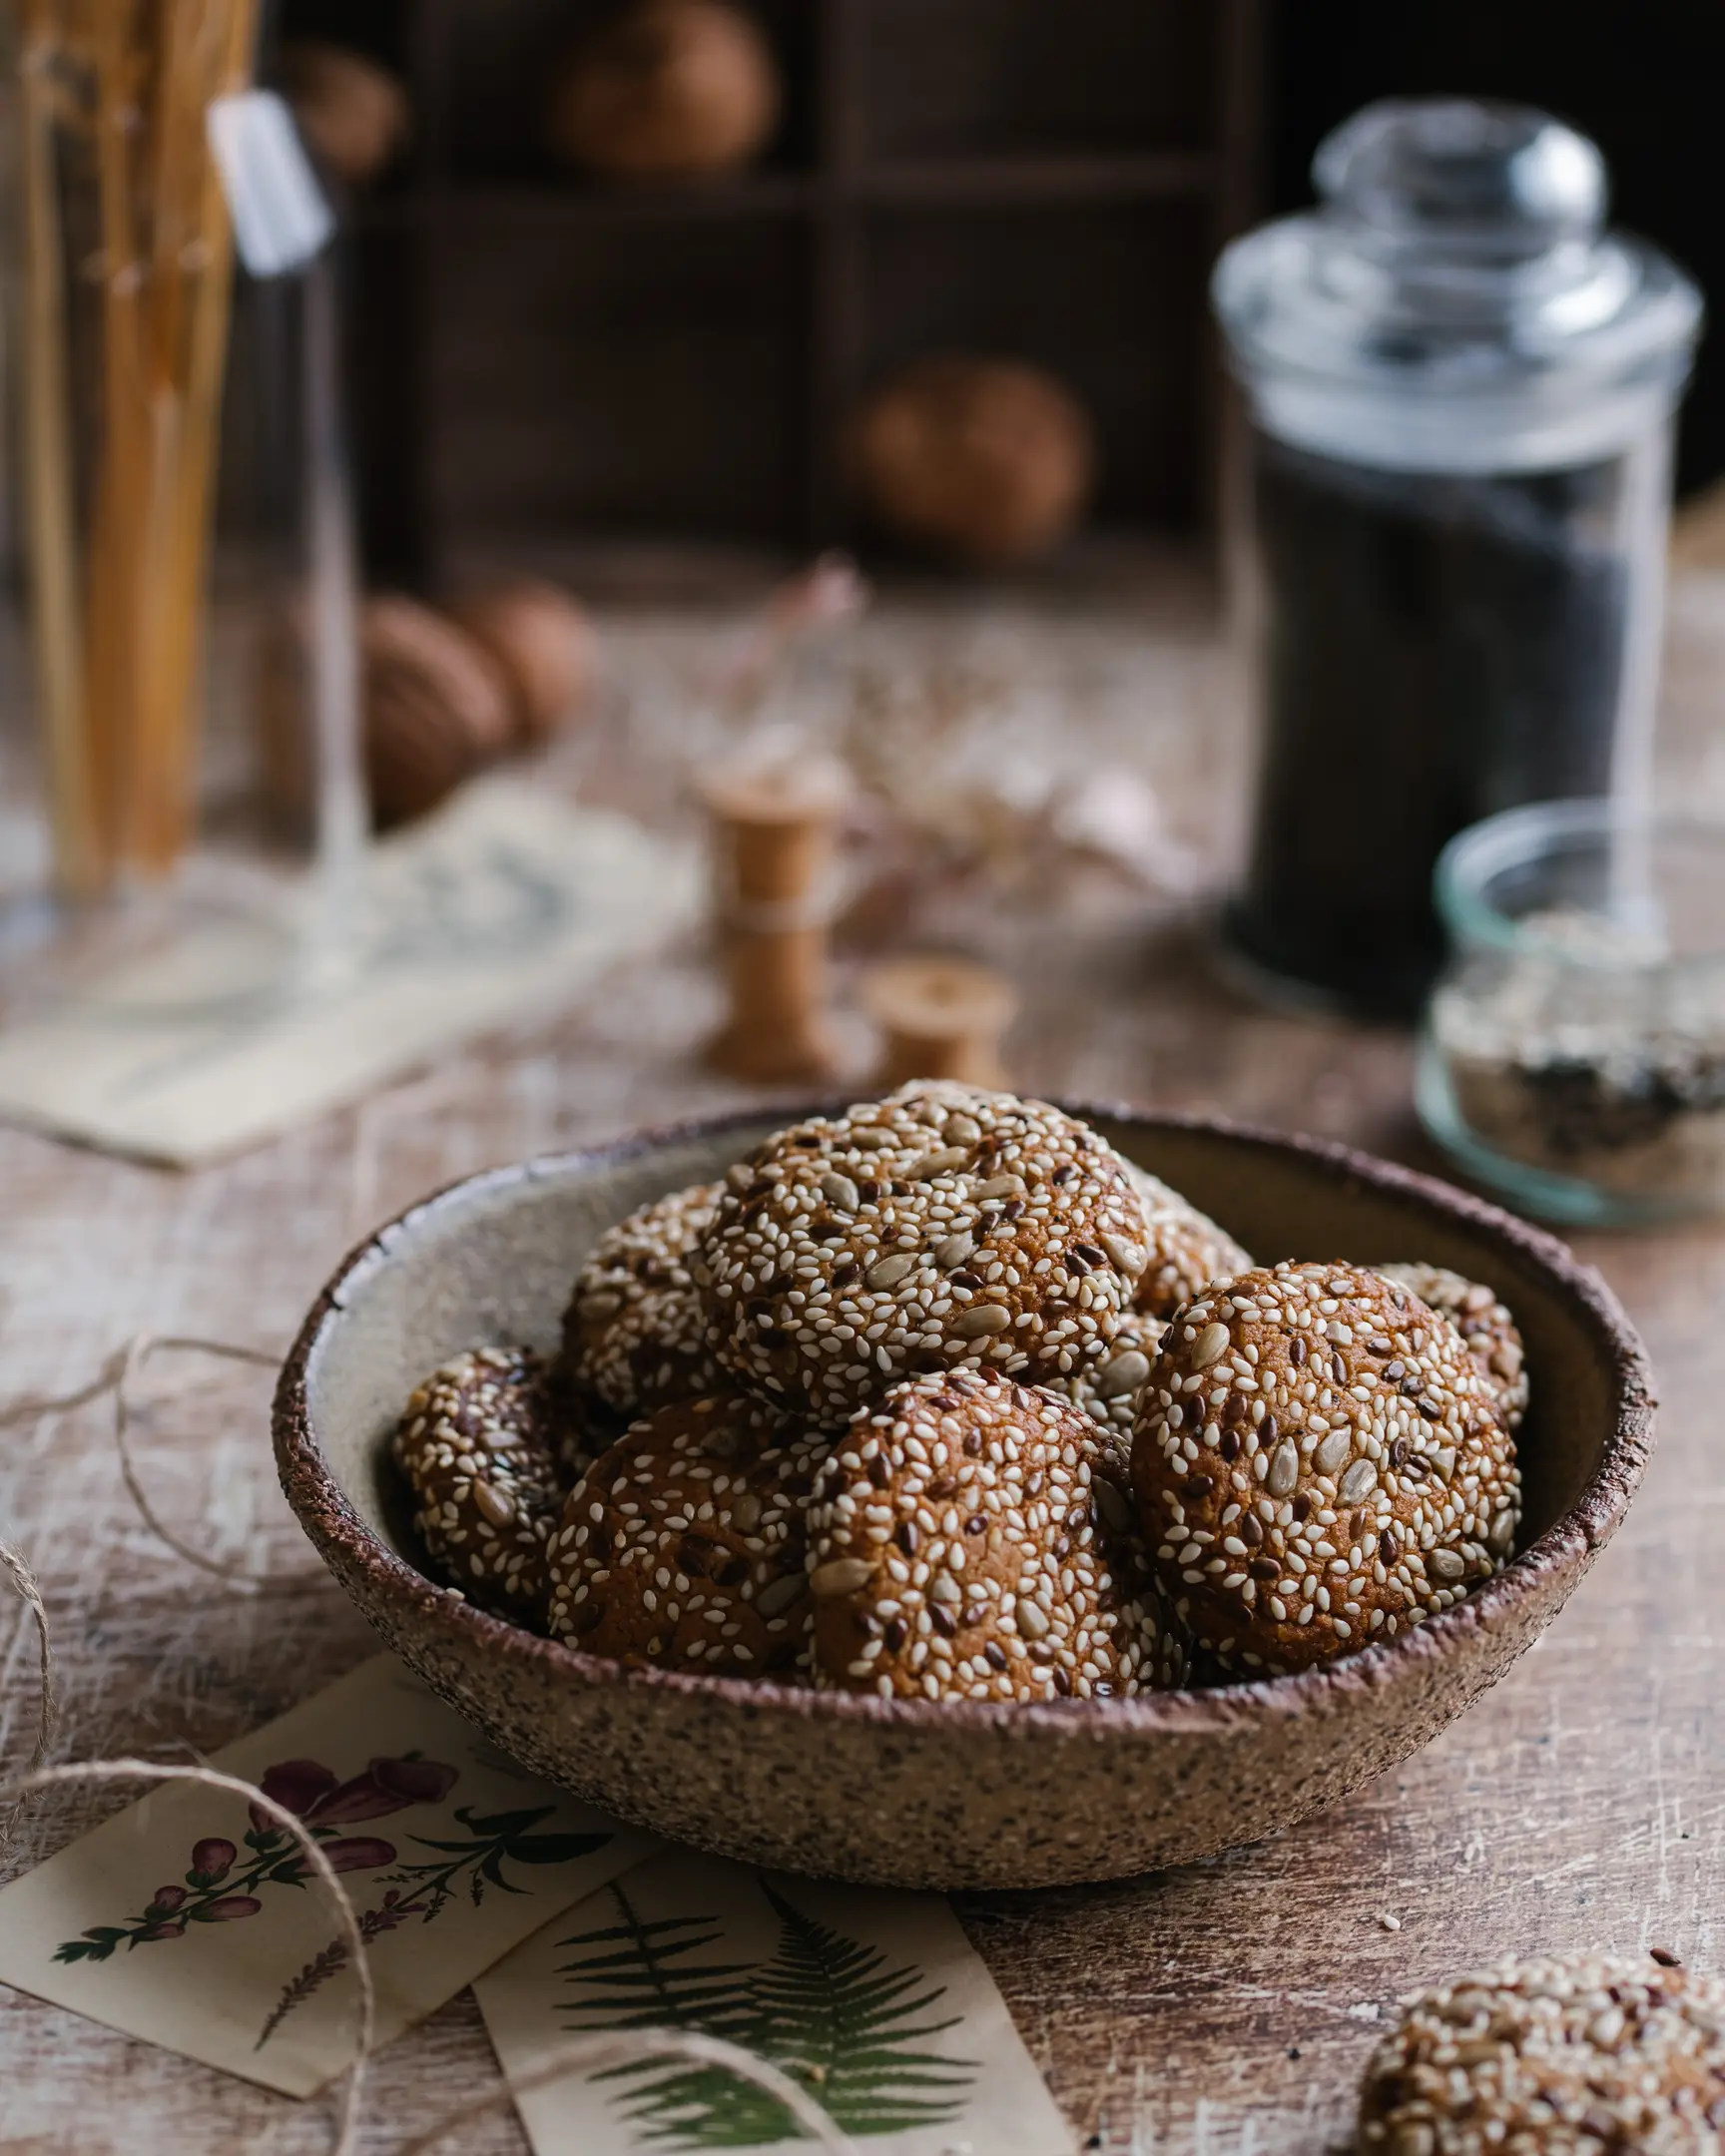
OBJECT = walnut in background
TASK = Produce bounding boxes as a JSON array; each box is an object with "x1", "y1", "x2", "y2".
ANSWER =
[{"x1": 546, "y1": 0, "x2": 780, "y2": 182}]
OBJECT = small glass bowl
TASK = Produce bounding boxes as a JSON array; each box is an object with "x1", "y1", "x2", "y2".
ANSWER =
[{"x1": 1417, "y1": 800, "x2": 1725, "y2": 1226}]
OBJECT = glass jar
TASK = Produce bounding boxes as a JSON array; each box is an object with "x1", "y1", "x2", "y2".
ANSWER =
[
  {"x1": 1419, "y1": 800, "x2": 1725, "y2": 1225},
  {"x1": 1213, "y1": 100, "x2": 1702, "y2": 1020}
]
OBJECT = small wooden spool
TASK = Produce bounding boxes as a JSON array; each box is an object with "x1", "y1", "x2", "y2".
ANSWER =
[
  {"x1": 862, "y1": 955, "x2": 1017, "y2": 1090},
  {"x1": 701, "y1": 761, "x2": 846, "y2": 1085}
]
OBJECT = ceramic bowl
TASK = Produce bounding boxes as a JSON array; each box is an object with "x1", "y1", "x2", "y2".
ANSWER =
[{"x1": 274, "y1": 1104, "x2": 1652, "y2": 1890}]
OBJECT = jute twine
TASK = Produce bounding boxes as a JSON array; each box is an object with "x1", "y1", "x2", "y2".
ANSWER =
[{"x1": 0, "y1": 1342, "x2": 862, "y2": 2155}]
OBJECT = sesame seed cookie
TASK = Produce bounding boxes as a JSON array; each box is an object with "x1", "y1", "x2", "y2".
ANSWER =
[
  {"x1": 560, "y1": 1182, "x2": 725, "y2": 1420},
  {"x1": 1132, "y1": 1263, "x2": 1520, "y2": 1676},
  {"x1": 1122, "y1": 1162, "x2": 1254, "y2": 1319},
  {"x1": 544, "y1": 1394, "x2": 825, "y2": 1680},
  {"x1": 1377, "y1": 1263, "x2": 1529, "y2": 1431},
  {"x1": 698, "y1": 1083, "x2": 1154, "y2": 1428},
  {"x1": 1357, "y1": 1952, "x2": 1725, "y2": 2154},
  {"x1": 805, "y1": 1369, "x2": 1186, "y2": 1703},
  {"x1": 1042, "y1": 1312, "x2": 1167, "y2": 1455},
  {"x1": 393, "y1": 1347, "x2": 565, "y2": 1624}
]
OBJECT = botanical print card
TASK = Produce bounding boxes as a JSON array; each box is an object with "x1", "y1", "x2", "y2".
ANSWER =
[
  {"x1": 0, "y1": 1655, "x2": 658, "y2": 2097},
  {"x1": 474, "y1": 1847, "x2": 1075, "y2": 2155}
]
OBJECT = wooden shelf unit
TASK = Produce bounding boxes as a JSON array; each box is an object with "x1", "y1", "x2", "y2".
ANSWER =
[{"x1": 292, "y1": 0, "x2": 1265, "y2": 584}]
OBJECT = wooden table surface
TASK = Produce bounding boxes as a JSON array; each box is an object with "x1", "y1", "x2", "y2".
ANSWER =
[{"x1": 5, "y1": 580, "x2": 1725, "y2": 2154}]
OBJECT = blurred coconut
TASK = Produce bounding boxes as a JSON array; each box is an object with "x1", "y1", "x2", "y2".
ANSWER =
[
  {"x1": 277, "y1": 42, "x2": 411, "y2": 188},
  {"x1": 848, "y1": 354, "x2": 1096, "y2": 568},
  {"x1": 547, "y1": 0, "x2": 779, "y2": 181},
  {"x1": 447, "y1": 580, "x2": 597, "y2": 746}
]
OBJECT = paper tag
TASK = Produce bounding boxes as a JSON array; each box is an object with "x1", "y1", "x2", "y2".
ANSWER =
[
  {"x1": 0, "y1": 1655, "x2": 659, "y2": 2097},
  {"x1": 0, "y1": 781, "x2": 701, "y2": 1165},
  {"x1": 474, "y1": 1848, "x2": 1075, "y2": 2155}
]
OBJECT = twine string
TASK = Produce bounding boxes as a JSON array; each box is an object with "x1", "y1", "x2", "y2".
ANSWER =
[
  {"x1": 0, "y1": 1760, "x2": 373, "y2": 2156},
  {"x1": 0, "y1": 1344, "x2": 868, "y2": 2154},
  {"x1": 0, "y1": 1539, "x2": 57, "y2": 1861},
  {"x1": 395, "y1": 2026, "x2": 861, "y2": 2156},
  {"x1": 0, "y1": 1332, "x2": 317, "y2": 1590}
]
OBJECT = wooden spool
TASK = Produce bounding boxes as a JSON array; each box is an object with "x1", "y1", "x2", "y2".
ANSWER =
[
  {"x1": 862, "y1": 955, "x2": 1017, "y2": 1090},
  {"x1": 700, "y1": 761, "x2": 845, "y2": 1085}
]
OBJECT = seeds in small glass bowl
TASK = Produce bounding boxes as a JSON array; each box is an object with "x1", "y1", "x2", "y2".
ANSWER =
[
  {"x1": 1121, "y1": 1161, "x2": 1254, "y2": 1319},
  {"x1": 1356, "y1": 1951, "x2": 1725, "y2": 2154},
  {"x1": 698, "y1": 1082, "x2": 1154, "y2": 1428},
  {"x1": 544, "y1": 1393, "x2": 826, "y2": 1680},
  {"x1": 392, "y1": 1347, "x2": 566, "y2": 1624},
  {"x1": 1376, "y1": 1262, "x2": 1528, "y2": 1430},
  {"x1": 805, "y1": 1368, "x2": 1186, "y2": 1703},
  {"x1": 559, "y1": 1181, "x2": 725, "y2": 1420},
  {"x1": 1132, "y1": 1263, "x2": 1521, "y2": 1676}
]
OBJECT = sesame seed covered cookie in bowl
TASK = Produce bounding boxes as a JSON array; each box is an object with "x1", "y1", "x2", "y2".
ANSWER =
[{"x1": 277, "y1": 1099, "x2": 1652, "y2": 1888}]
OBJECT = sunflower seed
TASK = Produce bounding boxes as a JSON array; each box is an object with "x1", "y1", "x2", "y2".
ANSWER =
[
  {"x1": 976, "y1": 1174, "x2": 1026, "y2": 1201},
  {"x1": 1432, "y1": 1445, "x2": 1457, "y2": 1482},
  {"x1": 865, "y1": 1253, "x2": 916, "y2": 1289},
  {"x1": 1100, "y1": 1234, "x2": 1147, "y2": 1276},
  {"x1": 471, "y1": 1479, "x2": 515, "y2": 1529},
  {"x1": 851, "y1": 1126, "x2": 894, "y2": 1150},
  {"x1": 1013, "y1": 1598, "x2": 1050, "y2": 1640},
  {"x1": 1429, "y1": 1547, "x2": 1467, "y2": 1581},
  {"x1": 955, "y1": 1304, "x2": 1011, "y2": 1338},
  {"x1": 1095, "y1": 1348, "x2": 1151, "y2": 1399},
  {"x1": 941, "y1": 1113, "x2": 982, "y2": 1146},
  {"x1": 579, "y1": 1292, "x2": 623, "y2": 1320},
  {"x1": 1313, "y1": 1429, "x2": 1351, "y2": 1476},
  {"x1": 1092, "y1": 1479, "x2": 1132, "y2": 1533},
  {"x1": 821, "y1": 1172, "x2": 861, "y2": 1212},
  {"x1": 729, "y1": 1492, "x2": 762, "y2": 1532},
  {"x1": 910, "y1": 1146, "x2": 969, "y2": 1180},
  {"x1": 1192, "y1": 1322, "x2": 1231, "y2": 1368},
  {"x1": 1488, "y1": 1507, "x2": 1516, "y2": 1551},
  {"x1": 934, "y1": 1233, "x2": 975, "y2": 1269},
  {"x1": 1339, "y1": 1458, "x2": 1378, "y2": 1504},
  {"x1": 756, "y1": 1572, "x2": 809, "y2": 1617},
  {"x1": 810, "y1": 1557, "x2": 873, "y2": 1598},
  {"x1": 1267, "y1": 1441, "x2": 1300, "y2": 1497}
]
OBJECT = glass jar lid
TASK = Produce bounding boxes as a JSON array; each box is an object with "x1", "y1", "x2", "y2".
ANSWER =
[{"x1": 1213, "y1": 100, "x2": 1702, "y2": 472}]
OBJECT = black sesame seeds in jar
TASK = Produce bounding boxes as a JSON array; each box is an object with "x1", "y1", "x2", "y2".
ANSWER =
[{"x1": 1213, "y1": 100, "x2": 1700, "y2": 1019}]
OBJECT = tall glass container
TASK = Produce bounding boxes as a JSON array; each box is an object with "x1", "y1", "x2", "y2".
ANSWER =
[{"x1": 1213, "y1": 100, "x2": 1702, "y2": 1020}]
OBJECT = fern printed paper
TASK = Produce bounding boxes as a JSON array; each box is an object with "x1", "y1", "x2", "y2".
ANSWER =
[
  {"x1": 557, "y1": 1873, "x2": 974, "y2": 2146},
  {"x1": 474, "y1": 1850, "x2": 1075, "y2": 2156}
]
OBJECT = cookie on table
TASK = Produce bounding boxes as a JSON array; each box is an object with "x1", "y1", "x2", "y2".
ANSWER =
[
  {"x1": 560, "y1": 1182, "x2": 725, "y2": 1421},
  {"x1": 1377, "y1": 1262, "x2": 1529, "y2": 1431},
  {"x1": 806, "y1": 1369, "x2": 1185, "y2": 1703},
  {"x1": 1042, "y1": 1312, "x2": 1166, "y2": 1453},
  {"x1": 698, "y1": 1083, "x2": 1154, "y2": 1428},
  {"x1": 1122, "y1": 1161, "x2": 1254, "y2": 1320},
  {"x1": 1357, "y1": 1952, "x2": 1725, "y2": 2154},
  {"x1": 393, "y1": 1347, "x2": 565, "y2": 1624},
  {"x1": 545, "y1": 1394, "x2": 825, "y2": 1680},
  {"x1": 1132, "y1": 1263, "x2": 1520, "y2": 1677}
]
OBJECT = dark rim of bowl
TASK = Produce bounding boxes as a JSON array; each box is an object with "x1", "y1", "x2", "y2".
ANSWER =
[{"x1": 274, "y1": 1099, "x2": 1655, "y2": 1741}]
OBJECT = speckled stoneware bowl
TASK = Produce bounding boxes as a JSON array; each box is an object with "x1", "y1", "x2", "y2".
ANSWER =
[{"x1": 274, "y1": 1105, "x2": 1652, "y2": 1890}]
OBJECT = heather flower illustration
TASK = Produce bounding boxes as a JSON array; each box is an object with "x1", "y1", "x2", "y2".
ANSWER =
[
  {"x1": 53, "y1": 1750, "x2": 458, "y2": 1966},
  {"x1": 256, "y1": 1804, "x2": 613, "y2": 2048}
]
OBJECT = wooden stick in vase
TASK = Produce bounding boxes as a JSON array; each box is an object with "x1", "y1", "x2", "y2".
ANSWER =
[
  {"x1": 135, "y1": 0, "x2": 260, "y2": 873},
  {"x1": 80, "y1": 0, "x2": 155, "y2": 874},
  {"x1": 15, "y1": 0, "x2": 103, "y2": 896}
]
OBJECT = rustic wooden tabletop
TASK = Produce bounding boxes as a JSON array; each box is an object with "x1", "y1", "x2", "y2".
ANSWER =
[{"x1": 4, "y1": 579, "x2": 1725, "y2": 2154}]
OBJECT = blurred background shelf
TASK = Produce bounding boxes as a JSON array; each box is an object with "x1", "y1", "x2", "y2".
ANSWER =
[{"x1": 284, "y1": 0, "x2": 1264, "y2": 584}]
